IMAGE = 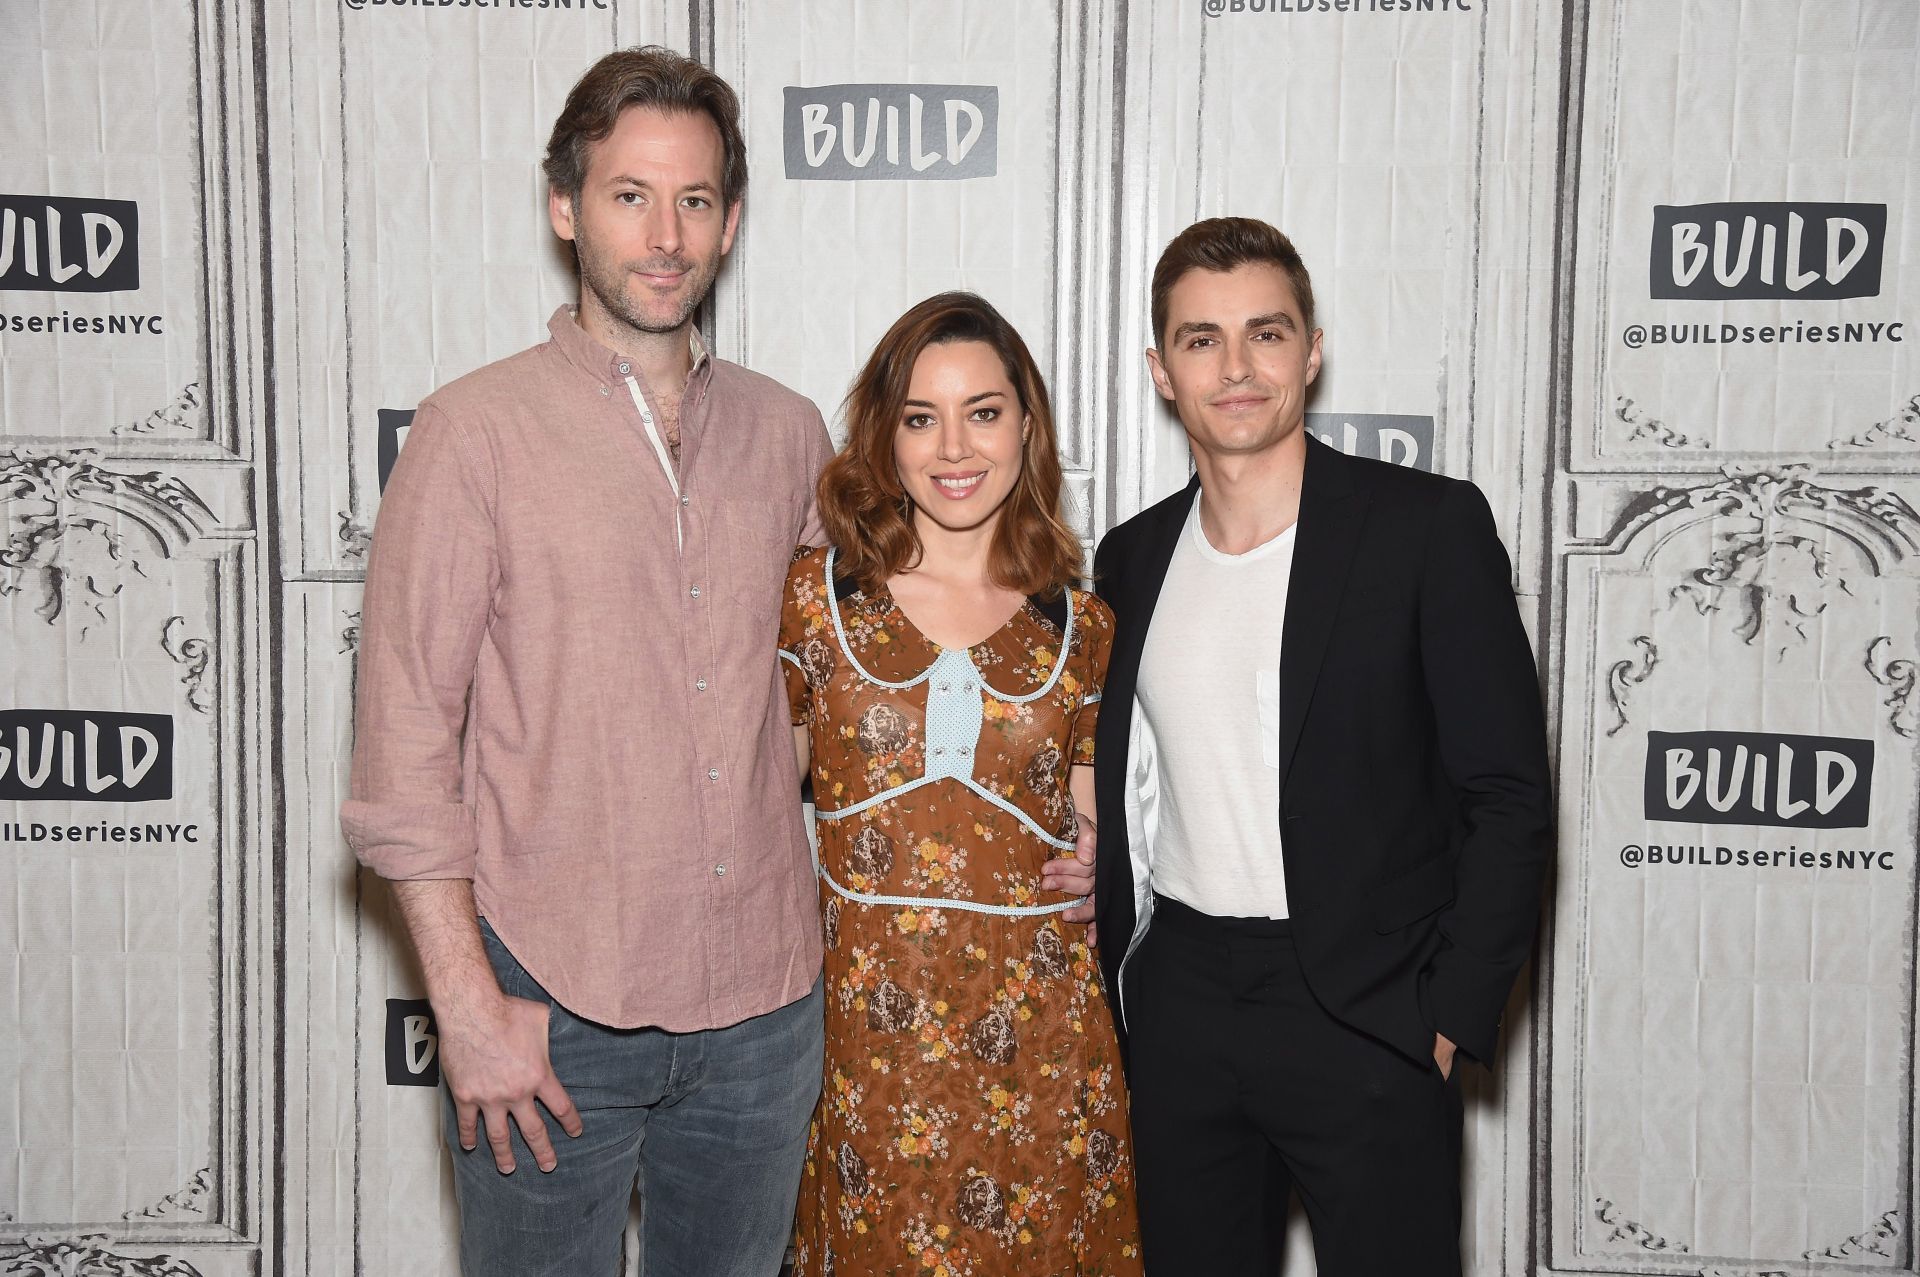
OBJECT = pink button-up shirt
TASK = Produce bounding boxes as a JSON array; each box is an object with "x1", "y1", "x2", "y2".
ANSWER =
[{"x1": 343, "y1": 306, "x2": 832, "y2": 1031}]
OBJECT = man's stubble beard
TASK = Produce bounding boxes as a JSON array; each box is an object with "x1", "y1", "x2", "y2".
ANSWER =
[{"x1": 574, "y1": 225, "x2": 723, "y2": 339}]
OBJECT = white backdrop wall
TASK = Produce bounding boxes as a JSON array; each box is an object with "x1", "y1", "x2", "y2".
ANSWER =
[{"x1": 1, "y1": 1, "x2": 1915, "y2": 1273}]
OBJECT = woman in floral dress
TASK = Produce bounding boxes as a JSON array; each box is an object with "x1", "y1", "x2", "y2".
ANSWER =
[{"x1": 782, "y1": 293, "x2": 1143, "y2": 1276}]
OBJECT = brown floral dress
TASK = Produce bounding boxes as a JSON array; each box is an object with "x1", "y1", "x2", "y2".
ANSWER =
[{"x1": 780, "y1": 545, "x2": 1143, "y2": 1277}]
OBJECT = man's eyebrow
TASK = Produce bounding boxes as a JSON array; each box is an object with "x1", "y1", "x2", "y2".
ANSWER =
[
  {"x1": 1246, "y1": 310, "x2": 1298, "y2": 332},
  {"x1": 604, "y1": 175, "x2": 720, "y2": 195},
  {"x1": 1170, "y1": 320, "x2": 1223, "y2": 343}
]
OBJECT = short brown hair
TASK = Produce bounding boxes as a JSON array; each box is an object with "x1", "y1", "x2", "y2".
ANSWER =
[
  {"x1": 1150, "y1": 217, "x2": 1316, "y2": 348},
  {"x1": 819, "y1": 293, "x2": 1082, "y2": 598},
  {"x1": 543, "y1": 46, "x2": 748, "y2": 207}
]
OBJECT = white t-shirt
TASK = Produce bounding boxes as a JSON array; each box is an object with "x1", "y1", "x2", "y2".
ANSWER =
[{"x1": 1135, "y1": 497, "x2": 1294, "y2": 919}]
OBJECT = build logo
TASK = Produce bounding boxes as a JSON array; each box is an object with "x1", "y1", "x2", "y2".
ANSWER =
[
  {"x1": 0, "y1": 195, "x2": 140, "y2": 293},
  {"x1": 1644, "y1": 730, "x2": 1872, "y2": 830},
  {"x1": 785, "y1": 85, "x2": 997, "y2": 180},
  {"x1": 385, "y1": 998, "x2": 441, "y2": 1087},
  {"x1": 1650, "y1": 202, "x2": 1886, "y2": 301},
  {"x1": 378, "y1": 408, "x2": 416, "y2": 491},
  {"x1": 0, "y1": 710, "x2": 173, "y2": 802},
  {"x1": 1305, "y1": 413, "x2": 1433, "y2": 472}
]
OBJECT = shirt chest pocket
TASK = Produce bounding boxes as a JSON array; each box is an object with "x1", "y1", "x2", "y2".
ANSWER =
[
  {"x1": 1256, "y1": 668, "x2": 1280, "y2": 769},
  {"x1": 714, "y1": 495, "x2": 800, "y2": 612}
]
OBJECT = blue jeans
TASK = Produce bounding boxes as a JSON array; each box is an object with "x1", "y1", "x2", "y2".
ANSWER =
[{"x1": 444, "y1": 920, "x2": 825, "y2": 1276}]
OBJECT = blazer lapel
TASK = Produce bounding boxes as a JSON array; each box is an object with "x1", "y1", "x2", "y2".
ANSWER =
[
  {"x1": 1105, "y1": 477, "x2": 1200, "y2": 715},
  {"x1": 1276, "y1": 439, "x2": 1368, "y2": 786},
  {"x1": 1095, "y1": 477, "x2": 1197, "y2": 922}
]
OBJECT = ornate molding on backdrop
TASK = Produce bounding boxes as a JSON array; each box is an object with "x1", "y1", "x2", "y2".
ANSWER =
[
  {"x1": 0, "y1": 1235, "x2": 203, "y2": 1276},
  {"x1": 1864, "y1": 638, "x2": 1919, "y2": 738},
  {"x1": 1593, "y1": 1197, "x2": 1898, "y2": 1269},
  {"x1": 1604, "y1": 635, "x2": 1659, "y2": 736},
  {"x1": 1593, "y1": 466, "x2": 1920, "y2": 660},
  {"x1": 1593, "y1": 1197, "x2": 1691, "y2": 1254},
  {"x1": 111, "y1": 384, "x2": 203, "y2": 438},
  {"x1": 0, "y1": 450, "x2": 217, "y2": 637},
  {"x1": 160, "y1": 618, "x2": 214, "y2": 716},
  {"x1": 1614, "y1": 394, "x2": 1711, "y2": 449},
  {"x1": 1826, "y1": 394, "x2": 1920, "y2": 451},
  {"x1": 120, "y1": 1168, "x2": 212, "y2": 1223},
  {"x1": 341, "y1": 609, "x2": 364, "y2": 731},
  {"x1": 1804, "y1": 1208, "x2": 1900, "y2": 1261},
  {"x1": 1605, "y1": 465, "x2": 1920, "y2": 566},
  {"x1": 336, "y1": 510, "x2": 370, "y2": 560}
]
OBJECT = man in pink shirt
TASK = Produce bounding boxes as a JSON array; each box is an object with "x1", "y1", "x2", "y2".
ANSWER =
[
  {"x1": 346, "y1": 45, "x2": 1100, "y2": 1270},
  {"x1": 342, "y1": 47, "x2": 834, "y2": 1274}
]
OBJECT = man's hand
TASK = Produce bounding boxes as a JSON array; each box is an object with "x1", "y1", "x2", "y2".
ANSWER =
[
  {"x1": 1433, "y1": 1031, "x2": 1458, "y2": 1081},
  {"x1": 440, "y1": 994, "x2": 584, "y2": 1174},
  {"x1": 1043, "y1": 811, "x2": 1099, "y2": 946}
]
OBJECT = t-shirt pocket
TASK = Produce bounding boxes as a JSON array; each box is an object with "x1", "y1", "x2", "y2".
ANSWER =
[{"x1": 1256, "y1": 668, "x2": 1280, "y2": 769}]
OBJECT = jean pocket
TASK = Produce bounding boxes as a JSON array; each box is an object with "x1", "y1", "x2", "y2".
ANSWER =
[{"x1": 476, "y1": 916, "x2": 550, "y2": 1006}]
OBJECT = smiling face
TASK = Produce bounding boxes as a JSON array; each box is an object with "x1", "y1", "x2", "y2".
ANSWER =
[
  {"x1": 1146, "y1": 261, "x2": 1323, "y2": 463},
  {"x1": 548, "y1": 104, "x2": 740, "y2": 341},
  {"x1": 893, "y1": 339, "x2": 1030, "y2": 538}
]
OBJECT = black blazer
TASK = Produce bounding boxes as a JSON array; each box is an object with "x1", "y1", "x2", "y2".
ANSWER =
[{"x1": 1091, "y1": 437, "x2": 1553, "y2": 1067}]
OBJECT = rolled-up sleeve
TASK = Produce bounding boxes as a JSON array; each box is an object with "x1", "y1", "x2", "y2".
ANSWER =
[{"x1": 340, "y1": 401, "x2": 499, "y2": 880}]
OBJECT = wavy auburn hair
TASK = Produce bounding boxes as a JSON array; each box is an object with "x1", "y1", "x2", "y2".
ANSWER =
[{"x1": 819, "y1": 292, "x2": 1082, "y2": 598}]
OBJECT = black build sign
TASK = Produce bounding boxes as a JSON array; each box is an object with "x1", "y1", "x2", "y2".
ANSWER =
[
  {"x1": 0, "y1": 710, "x2": 173, "y2": 802},
  {"x1": 377, "y1": 408, "x2": 416, "y2": 492},
  {"x1": 1650, "y1": 202, "x2": 1886, "y2": 301},
  {"x1": 0, "y1": 195, "x2": 140, "y2": 293},
  {"x1": 1644, "y1": 730, "x2": 1873, "y2": 830},
  {"x1": 385, "y1": 998, "x2": 441, "y2": 1087}
]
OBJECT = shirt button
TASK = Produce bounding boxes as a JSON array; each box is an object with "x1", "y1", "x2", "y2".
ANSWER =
[
  {"x1": 696, "y1": 678, "x2": 708, "y2": 691},
  {"x1": 708, "y1": 768, "x2": 720, "y2": 781},
  {"x1": 690, "y1": 585, "x2": 701, "y2": 599},
  {"x1": 600, "y1": 386, "x2": 610, "y2": 396},
  {"x1": 959, "y1": 746, "x2": 972, "y2": 757},
  {"x1": 714, "y1": 864, "x2": 728, "y2": 877},
  {"x1": 681, "y1": 495, "x2": 691, "y2": 506},
  {"x1": 618, "y1": 362, "x2": 631, "y2": 374}
]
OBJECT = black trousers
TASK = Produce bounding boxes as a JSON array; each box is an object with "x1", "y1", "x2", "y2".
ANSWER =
[{"x1": 1127, "y1": 894, "x2": 1463, "y2": 1276}]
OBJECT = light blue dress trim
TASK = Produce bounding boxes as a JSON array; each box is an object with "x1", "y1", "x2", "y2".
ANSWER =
[
  {"x1": 816, "y1": 775, "x2": 936, "y2": 821},
  {"x1": 825, "y1": 547, "x2": 932, "y2": 691},
  {"x1": 815, "y1": 775, "x2": 1077, "y2": 851},
  {"x1": 821, "y1": 546, "x2": 1074, "y2": 703},
  {"x1": 807, "y1": 545, "x2": 1083, "y2": 855},
  {"x1": 814, "y1": 844, "x2": 1086, "y2": 917}
]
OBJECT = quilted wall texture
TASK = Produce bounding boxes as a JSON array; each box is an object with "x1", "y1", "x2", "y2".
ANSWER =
[{"x1": 1, "y1": 1, "x2": 1915, "y2": 1273}]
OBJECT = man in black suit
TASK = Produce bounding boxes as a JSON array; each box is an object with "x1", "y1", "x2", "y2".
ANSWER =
[{"x1": 1091, "y1": 217, "x2": 1553, "y2": 1275}]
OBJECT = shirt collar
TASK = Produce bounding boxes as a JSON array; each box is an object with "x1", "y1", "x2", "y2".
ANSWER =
[{"x1": 547, "y1": 304, "x2": 715, "y2": 400}]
